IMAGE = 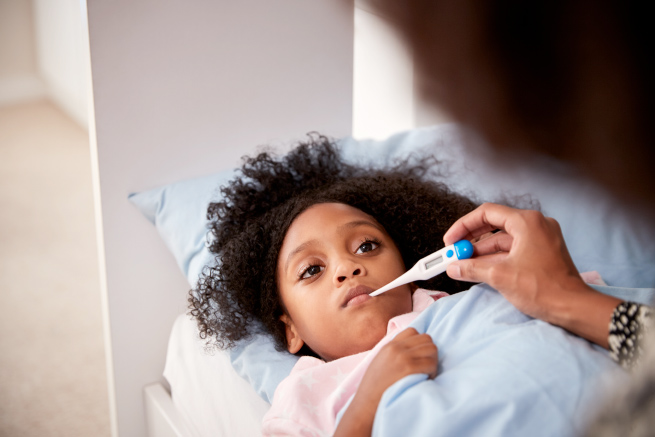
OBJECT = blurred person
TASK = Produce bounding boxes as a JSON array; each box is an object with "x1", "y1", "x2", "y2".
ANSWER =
[{"x1": 370, "y1": 1, "x2": 654, "y2": 435}]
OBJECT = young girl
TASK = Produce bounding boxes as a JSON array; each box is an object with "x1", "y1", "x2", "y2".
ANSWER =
[
  {"x1": 190, "y1": 134, "x2": 478, "y2": 435},
  {"x1": 265, "y1": 200, "x2": 458, "y2": 436}
]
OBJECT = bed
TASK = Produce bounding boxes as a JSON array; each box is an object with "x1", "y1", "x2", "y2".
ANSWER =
[
  {"x1": 86, "y1": 1, "x2": 655, "y2": 436},
  {"x1": 129, "y1": 124, "x2": 655, "y2": 436}
]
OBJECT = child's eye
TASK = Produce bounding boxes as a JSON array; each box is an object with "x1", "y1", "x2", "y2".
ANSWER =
[
  {"x1": 355, "y1": 239, "x2": 380, "y2": 254},
  {"x1": 299, "y1": 264, "x2": 324, "y2": 280}
]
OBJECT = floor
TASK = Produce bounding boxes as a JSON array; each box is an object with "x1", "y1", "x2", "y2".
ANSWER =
[{"x1": 0, "y1": 100, "x2": 111, "y2": 436}]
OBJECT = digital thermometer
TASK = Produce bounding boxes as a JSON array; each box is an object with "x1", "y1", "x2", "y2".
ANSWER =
[{"x1": 369, "y1": 240, "x2": 474, "y2": 296}]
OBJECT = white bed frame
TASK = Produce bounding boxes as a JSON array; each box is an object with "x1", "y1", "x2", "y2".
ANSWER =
[
  {"x1": 143, "y1": 383, "x2": 193, "y2": 437},
  {"x1": 86, "y1": 1, "x2": 441, "y2": 435}
]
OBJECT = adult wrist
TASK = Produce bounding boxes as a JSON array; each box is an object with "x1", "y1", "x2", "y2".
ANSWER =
[{"x1": 545, "y1": 279, "x2": 621, "y2": 349}]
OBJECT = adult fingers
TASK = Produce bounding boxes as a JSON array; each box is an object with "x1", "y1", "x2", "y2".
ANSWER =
[
  {"x1": 443, "y1": 203, "x2": 519, "y2": 245},
  {"x1": 472, "y1": 231, "x2": 513, "y2": 256},
  {"x1": 446, "y1": 253, "x2": 507, "y2": 283}
]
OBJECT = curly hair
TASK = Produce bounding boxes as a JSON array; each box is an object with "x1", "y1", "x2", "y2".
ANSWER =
[{"x1": 189, "y1": 134, "x2": 478, "y2": 352}]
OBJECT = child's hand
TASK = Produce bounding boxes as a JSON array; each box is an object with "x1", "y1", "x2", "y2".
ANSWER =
[
  {"x1": 334, "y1": 328, "x2": 438, "y2": 437},
  {"x1": 361, "y1": 327, "x2": 439, "y2": 401}
]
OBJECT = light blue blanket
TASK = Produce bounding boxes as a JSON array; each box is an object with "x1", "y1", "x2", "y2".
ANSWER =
[{"x1": 337, "y1": 285, "x2": 627, "y2": 437}]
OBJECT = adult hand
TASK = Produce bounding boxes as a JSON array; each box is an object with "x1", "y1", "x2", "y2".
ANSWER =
[{"x1": 443, "y1": 203, "x2": 621, "y2": 347}]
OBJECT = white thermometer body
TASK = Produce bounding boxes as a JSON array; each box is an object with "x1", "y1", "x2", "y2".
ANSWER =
[{"x1": 369, "y1": 240, "x2": 474, "y2": 297}]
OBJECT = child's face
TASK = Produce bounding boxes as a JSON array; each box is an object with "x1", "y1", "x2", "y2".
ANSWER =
[{"x1": 277, "y1": 202, "x2": 413, "y2": 361}]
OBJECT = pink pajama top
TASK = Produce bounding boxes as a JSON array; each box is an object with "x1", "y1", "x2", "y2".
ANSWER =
[{"x1": 262, "y1": 289, "x2": 447, "y2": 436}]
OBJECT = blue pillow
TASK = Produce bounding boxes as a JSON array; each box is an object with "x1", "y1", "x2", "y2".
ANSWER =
[
  {"x1": 129, "y1": 124, "x2": 655, "y2": 403},
  {"x1": 128, "y1": 171, "x2": 232, "y2": 287}
]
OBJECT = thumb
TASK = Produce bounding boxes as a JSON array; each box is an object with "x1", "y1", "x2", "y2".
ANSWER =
[{"x1": 446, "y1": 253, "x2": 506, "y2": 283}]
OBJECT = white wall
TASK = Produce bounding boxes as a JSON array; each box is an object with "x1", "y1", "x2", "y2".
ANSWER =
[
  {"x1": 352, "y1": 0, "x2": 451, "y2": 139},
  {"x1": 0, "y1": 0, "x2": 46, "y2": 106},
  {"x1": 86, "y1": 1, "x2": 354, "y2": 436},
  {"x1": 33, "y1": 0, "x2": 90, "y2": 128},
  {"x1": 0, "y1": 0, "x2": 89, "y2": 128},
  {"x1": 353, "y1": 6, "x2": 415, "y2": 140},
  {"x1": 2, "y1": 0, "x2": 444, "y2": 136}
]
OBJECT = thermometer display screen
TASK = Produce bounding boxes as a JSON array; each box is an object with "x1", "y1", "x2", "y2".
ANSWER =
[{"x1": 424, "y1": 255, "x2": 443, "y2": 270}]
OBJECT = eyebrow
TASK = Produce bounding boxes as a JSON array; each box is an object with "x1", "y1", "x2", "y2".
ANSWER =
[
  {"x1": 336, "y1": 219, "x2": 384, "y2": 234},
  {"x1": 283, "y1": 219, "x2": 384, "y2": 274},
  {"x1": 284, "y1": 239, "x2": 319, "y2": 274}
]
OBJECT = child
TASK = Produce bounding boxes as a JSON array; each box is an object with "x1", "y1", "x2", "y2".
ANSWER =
[
  {"x1": 190, "y1": 134, "x2": 478, "y2": 434},
  {"x1": 264, "y1": 200, "x2": 453, "y2": 435}
]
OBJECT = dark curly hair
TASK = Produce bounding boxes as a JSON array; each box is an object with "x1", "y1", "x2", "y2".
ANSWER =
[{"x1": 189, "y1": 134, "x2": 478, "y2": 352}]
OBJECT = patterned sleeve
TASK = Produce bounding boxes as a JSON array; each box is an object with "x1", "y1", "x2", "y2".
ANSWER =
[{"x1": 608, "y1": 302, "x2": 653, "y2": 369}]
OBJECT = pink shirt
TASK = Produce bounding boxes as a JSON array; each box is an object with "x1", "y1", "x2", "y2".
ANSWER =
[{"x1": 262, "y1": 289, "x2": 447, "y2": 436}]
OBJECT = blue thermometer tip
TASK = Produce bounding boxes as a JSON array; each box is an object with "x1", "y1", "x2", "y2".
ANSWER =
[{"x1": 454, "y1": 240, "x2": 474, "y2": 259}]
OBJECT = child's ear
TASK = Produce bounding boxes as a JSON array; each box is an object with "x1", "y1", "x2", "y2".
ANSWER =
[{"x1": 280, "y1": 314, "x2": 304, "y2": 354}]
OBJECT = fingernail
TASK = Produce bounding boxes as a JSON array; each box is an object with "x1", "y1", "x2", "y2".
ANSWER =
[{"x1": 448, "y1": 264, "x2": 461, "y2": 279}]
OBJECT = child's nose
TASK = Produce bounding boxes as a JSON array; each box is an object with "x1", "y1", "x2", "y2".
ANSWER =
[
  {"x1": 337, "y1": 268, "x2": 361, "y2": 283},
  {"x1": 334, "y1": 259, "x2": 365, "y2": 285}
]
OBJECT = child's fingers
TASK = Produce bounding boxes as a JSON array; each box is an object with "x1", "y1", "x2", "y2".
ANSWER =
[
  {"x1": 405, "y1": 336, "x2": 437, "y2": 354},
  {"x1": 376, "y1": 330, "x2": 440, "y2": 381},
  {"x1": 393, "y1": 332, "x2": 436, "y2": 353},
  {"x1": 388, "y1": 330, "x2": 437, "y2": 356},
  {"x1": 398, "y1": 334, "x2": 439, "y2": 376},
  {"x1": 409, "y1": 339, "x2": 439, "y2": 379},
  {"x1": 389, "y1": 329, "x2": 433, "y2": 348},
  {"x1": 413, "y1": 356, "x2": 439, "y2": 379},
  {"x1": 393, "y1": 327, "x2": 419, "y2": 341},
  {"x1": 399, "y1": 332, "x2": 433, "y2": 345},
  {"x1": 389, "y1": 329, "x2": 438, "y2": 357}
]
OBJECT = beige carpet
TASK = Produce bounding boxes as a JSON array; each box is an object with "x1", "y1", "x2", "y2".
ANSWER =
[{"x1": 0, "y1": 100, "x2": 111, "y2": 437}]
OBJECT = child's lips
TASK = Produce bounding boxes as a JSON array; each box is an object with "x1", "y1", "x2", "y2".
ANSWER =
[{"x1": 342, "y1": 284, "x2": 374, "y2": 307}]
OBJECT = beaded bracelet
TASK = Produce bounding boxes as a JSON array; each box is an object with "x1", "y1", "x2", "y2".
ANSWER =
[{"x1": 608, "y1": 302, "x2": 652, "y2": 369}]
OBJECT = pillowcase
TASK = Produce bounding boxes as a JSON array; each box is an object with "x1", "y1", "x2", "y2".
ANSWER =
[
  {"x1": 129, "y1": 123, "x2": 655, "y2": 402},
  {"x1": 128, "y1": 171, "x2": 232, "y2": 287},
  {"x1": 163, "y1": 314, "x2": 271, "y2": 435}
]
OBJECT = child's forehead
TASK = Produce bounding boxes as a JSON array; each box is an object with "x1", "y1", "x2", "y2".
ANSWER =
[
  {"x1": 291, "y1": 202, "x2": 383, "y2": 233},
  {"x1": 280, "y1": 203, "x2": 387, "y2": 250}
]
